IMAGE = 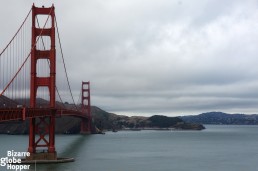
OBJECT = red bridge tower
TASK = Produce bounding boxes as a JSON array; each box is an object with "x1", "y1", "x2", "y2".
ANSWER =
[
  {"x1": 81, "y1": 81, "x2": 91, "y2": 134},
  {"x1": 28, "y1": 4, "x2": 57, "y2": 160}
]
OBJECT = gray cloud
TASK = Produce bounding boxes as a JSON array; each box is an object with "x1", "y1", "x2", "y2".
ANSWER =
[{"x1": 1, "y1": 0, "x2": 258, "y2": 116}]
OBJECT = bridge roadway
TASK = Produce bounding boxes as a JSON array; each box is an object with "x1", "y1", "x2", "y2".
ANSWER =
[{"x1": 0, "y1": 108, "x2": 87, "y2": 122}]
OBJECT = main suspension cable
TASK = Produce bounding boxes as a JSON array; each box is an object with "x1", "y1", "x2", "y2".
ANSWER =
[
  {"x1": 0, "y1": 9, "x2": 32, "y2": 57},
  {"x1": 0, "y1": 7, "x2": 53, "y2": 96},
  {"x1": 55, "y1": 16, "x2": 79, "y2": 111}
]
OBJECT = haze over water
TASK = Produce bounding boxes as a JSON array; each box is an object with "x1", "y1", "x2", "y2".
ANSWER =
[{"x1": 1, "y1": 125, "x2": 258, "y2": 171}]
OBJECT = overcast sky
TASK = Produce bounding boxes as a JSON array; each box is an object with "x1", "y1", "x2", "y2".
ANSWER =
[{"x1": 1, "y1": 0, "x2": 258, "y2": 116}]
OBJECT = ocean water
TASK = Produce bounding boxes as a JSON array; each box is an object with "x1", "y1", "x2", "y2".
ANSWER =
[{"x1": 1, "y1": 125, "x2": 258, "y2": 171}]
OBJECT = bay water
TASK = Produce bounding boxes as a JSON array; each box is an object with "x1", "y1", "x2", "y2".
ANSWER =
[{"x1": 1, "y1": 125, "x2": 258, "y2": 171}]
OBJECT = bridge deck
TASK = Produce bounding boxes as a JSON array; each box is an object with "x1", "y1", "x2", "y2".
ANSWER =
[{"x1": 0, "y1": 108, "x2": 88, "y2": 122}]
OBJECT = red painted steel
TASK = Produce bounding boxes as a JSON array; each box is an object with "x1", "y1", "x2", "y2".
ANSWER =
[
  {"x1": 81, "y1": 81, "x2": 91, "y2": 133},
  {"x1": 0, "y1": 108, "x2": 87, "y2": 122},
  {"x1": 29, "y1": 4, "x2": 56, "y2": 156}
]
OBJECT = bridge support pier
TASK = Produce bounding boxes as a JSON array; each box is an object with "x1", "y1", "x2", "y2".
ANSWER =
[
  {"x1": 26, "y1": 151, "x2": 57, "y2": 161},
  {"x1": 80, "y1": 118, "x2": 91, "y2": 134}
]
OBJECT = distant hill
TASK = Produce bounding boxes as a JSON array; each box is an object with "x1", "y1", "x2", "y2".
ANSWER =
[
  {"x1": 180, "y1": 112, "x2": 258, "y2": 125},
  {"x1": 0, "y1": 95, "x2": 18, "y2": 107},
  {"x1": 97, "y1": 114, "x2": 205, "y2": 130},
  {"x1": 90, "y1": 107, "x2": 205, "y2": 131}
]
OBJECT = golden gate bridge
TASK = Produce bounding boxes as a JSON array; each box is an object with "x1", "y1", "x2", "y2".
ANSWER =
[{"x1": 0, "y1": 4, "x2": 91, "y2": 161}]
